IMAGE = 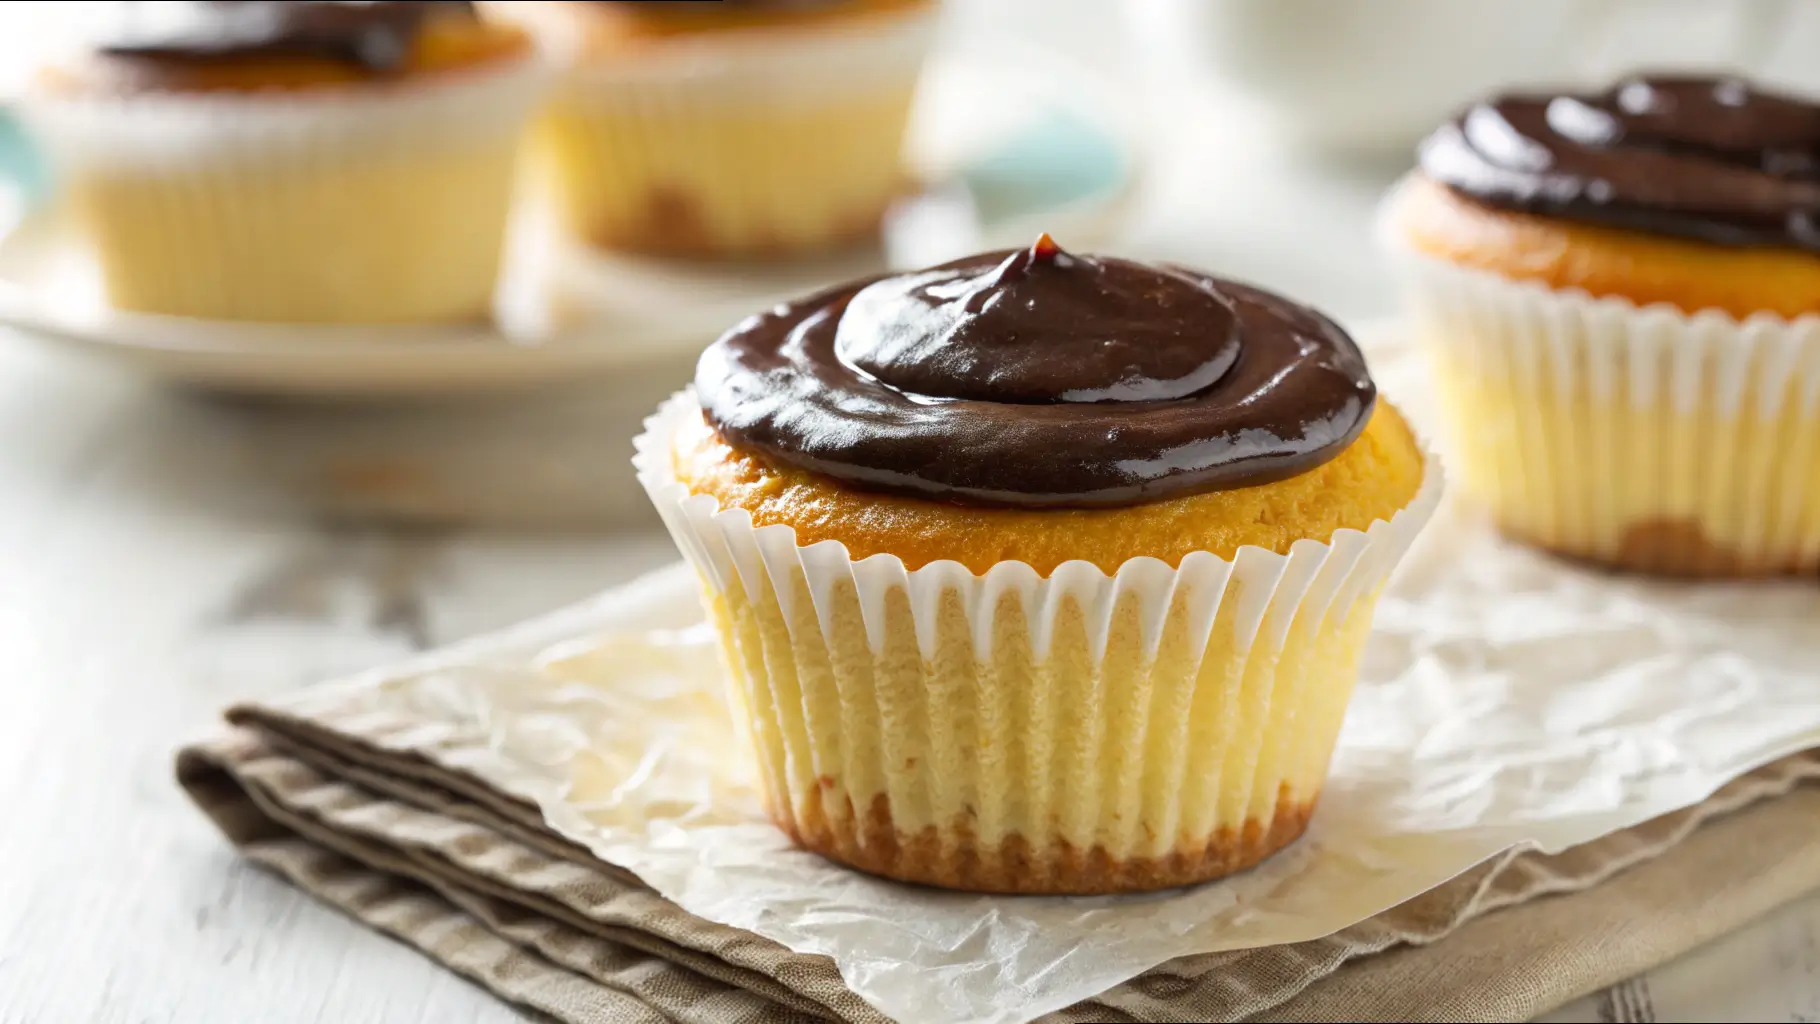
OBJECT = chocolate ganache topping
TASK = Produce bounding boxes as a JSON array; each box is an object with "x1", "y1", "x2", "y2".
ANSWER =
[
  {"x1": 1420, "y1": 74, "x2": 1820, "y2": 250},
  {"x1": 694, "y1": 236, "x2": 1377, "y2": 508},
  {"x1": 99, "y1": 2, "x2": 476, "y2": 73}
]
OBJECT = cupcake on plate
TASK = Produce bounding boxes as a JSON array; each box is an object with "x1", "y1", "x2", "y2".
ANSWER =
[
  {"x1": 1382, "y1": 74, "x2": 1820, "y2": 577},
  {"x1": 493, "y1": 0, "x2": 937, "y2": 259},
  {"x1": 634, "y1": 236, "x2": 1441, "y2": 894},
  {"x1": 22, "y1": 1, "x2": 544, "y2": 323}
]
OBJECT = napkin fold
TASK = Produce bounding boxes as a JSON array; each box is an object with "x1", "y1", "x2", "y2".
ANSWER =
[{"x1": 177, "y1": 694, "x2": 1820, "y2": 1024}]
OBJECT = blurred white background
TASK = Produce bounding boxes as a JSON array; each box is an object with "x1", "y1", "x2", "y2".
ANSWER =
[
  {"x1": 9, "y1": 0, "x2": 1820, "y2": 324},
  {"x1": 957, "y1": 0, "x2": 1820, "y2": 320}
]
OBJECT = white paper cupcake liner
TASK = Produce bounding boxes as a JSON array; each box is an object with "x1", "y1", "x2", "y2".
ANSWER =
[
  {"x1": 17, "y1": 58, "x2": 551, "y2": 323},
  {"x1": 20, "y1": 57, "x2": 552, "y2": 168},
  {"x1": 517, "y1": 5, "x2": 937, "y2": 256},
  {"x1": 631, "y1": 390, "x2": 1443, "y2": 892},
  {"x1": 1381, "y1": 185, "x2": 1820, "y2": 575}
]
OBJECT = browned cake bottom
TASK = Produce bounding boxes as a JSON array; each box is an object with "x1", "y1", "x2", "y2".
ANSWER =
[
  {"x1": 580, "y1": 188, "x2": 894, "y2": 260},
  {"x1": 1510, "y1": 518, "x2": 1819, "y2": 579},
  {"x1": 771, "y1": 784, "x2": 1318, "y2": 895}
]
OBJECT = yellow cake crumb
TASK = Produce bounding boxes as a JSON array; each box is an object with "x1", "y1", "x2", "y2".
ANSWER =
[{"x1": 672, "y1": 401, "x2": 1426, "y2": 575}]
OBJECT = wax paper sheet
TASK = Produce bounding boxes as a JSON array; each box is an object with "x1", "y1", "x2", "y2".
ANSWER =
[{"x1": 283, "y1": 342, "x2": 1820, "y2": 1024}]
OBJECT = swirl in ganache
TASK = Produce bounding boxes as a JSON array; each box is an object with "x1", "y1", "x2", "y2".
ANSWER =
[
  {"x1": 1420, "y1": 74, "x2": 1820, "y2": 250},
  {"x1": 694, "y1": 236, "x2": 1376, "y2": 508}
]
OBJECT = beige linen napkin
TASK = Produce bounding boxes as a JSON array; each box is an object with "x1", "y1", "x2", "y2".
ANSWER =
[{"x1": 176, "y1": 691, "x2": 1820, "y2": 1024}]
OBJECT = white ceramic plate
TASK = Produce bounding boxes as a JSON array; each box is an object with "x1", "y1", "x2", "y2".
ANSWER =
[{"x1": 0, "y1": 48, "x2": 1139, "y2": 398}]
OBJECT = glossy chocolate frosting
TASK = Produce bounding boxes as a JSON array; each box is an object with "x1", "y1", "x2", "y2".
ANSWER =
[
  {"x1": 98, "y1": 2, "x2": 476, "y2": 72},
  {"x1": 1420, "y1": 74, "x2": 1820, "y2": 250},
  {"x1": 694, "y1": 237, "x2": 1377, "y2": 508}
]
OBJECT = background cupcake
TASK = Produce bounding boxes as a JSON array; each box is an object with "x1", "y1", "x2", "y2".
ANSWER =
[
  {"x1": 494, "y1": 0, "x2": 938, "y2": 260},
  {"x1": 21, "y1": 1, "x2": 544, "y2": 324},
  {"x1": 1382, "y1": 74, "x2": 1820, "y2": 577},
  {"x1": 636, "y1": 237, "x2": 1440, "y2": 894}
]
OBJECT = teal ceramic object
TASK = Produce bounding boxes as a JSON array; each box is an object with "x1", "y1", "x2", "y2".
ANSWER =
[
  {"x1": 960, "y1": 105, "x2": 1128, "y2": 226},
  {"x1": 0, "y1": 109, "x2": 49, "y2": 210}
]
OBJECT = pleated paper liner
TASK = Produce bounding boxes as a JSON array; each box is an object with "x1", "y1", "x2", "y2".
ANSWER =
[
  {"x1": 633, "y1": 390, "x2": 1444, "y2": 894},
  {"x1": 18, "y1": 56, "x2": 550, "y2": 323},
  {"x1": 1380, "y1": 184, "x2": 1820, "y2": 577},
  {"x1": 525, "y1": 4, "x2": 938, "y2": 258}
]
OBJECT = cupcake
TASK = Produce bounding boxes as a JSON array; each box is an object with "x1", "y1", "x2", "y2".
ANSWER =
[
  {"x1": 1382, "y1": 74, "x2": 1820, "y2": 577},
  {"x1": 21, "y1": 1, "x2": 544, "y2": 323},
  {"x1": 634, "y1": 236, "x2": 1440, "y2": 894},
  {"x1": 493, "y1": 0, "x2": 937, "y2": 259}
]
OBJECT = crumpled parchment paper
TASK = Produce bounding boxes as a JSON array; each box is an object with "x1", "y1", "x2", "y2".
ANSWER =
[{"x1": 291, "y1": 339, "x2": 1820, "y2": 1024}]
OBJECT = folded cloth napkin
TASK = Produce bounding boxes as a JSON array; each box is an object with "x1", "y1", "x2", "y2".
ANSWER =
[{"x1": 177, "y1": 688, "x2": 1820, "y2": 1024}]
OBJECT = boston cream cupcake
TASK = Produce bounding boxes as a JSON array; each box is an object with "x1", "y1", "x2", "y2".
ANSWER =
[
  {"x1": 22, "y1": 1, "x2": 543, "y2": 323},
  {"x1": 1382, "y1": 75, "x2": 1820, "y2": 576},
  {"x1": 635, "y1": 237, "x2": 1440, "y2": 894},
  {"x1": 494, "y1": 0, "x2": 937, "y2": 259}
]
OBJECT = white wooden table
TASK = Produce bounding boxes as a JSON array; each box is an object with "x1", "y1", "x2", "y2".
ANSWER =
[{"x1": 2, "y1": 28, "x2": 1817, "y2": 1023}]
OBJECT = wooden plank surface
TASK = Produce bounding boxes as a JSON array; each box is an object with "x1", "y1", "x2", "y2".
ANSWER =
[{"x1": 0, "y1": 343, "x2": 676, "y2": 1022}]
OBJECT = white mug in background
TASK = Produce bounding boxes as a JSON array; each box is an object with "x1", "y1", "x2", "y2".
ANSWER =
[{"x1": 1123, "y1": 0, "x2": 1820, "y2": 156}]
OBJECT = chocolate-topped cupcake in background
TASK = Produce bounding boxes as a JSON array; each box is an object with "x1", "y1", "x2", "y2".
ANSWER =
[
  {"x1": 488, "y1": 0, "x2": 937, "y2": 259},
  {"x1": 635, "y1": 237, "x2": 1441, "y2": 894},
  {"x1": 1381, "y1": 74, "x2": 1820, "y2": 577},
  {"x1": 21, "y1": 1, "x2": 544, "y2": 323}
]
